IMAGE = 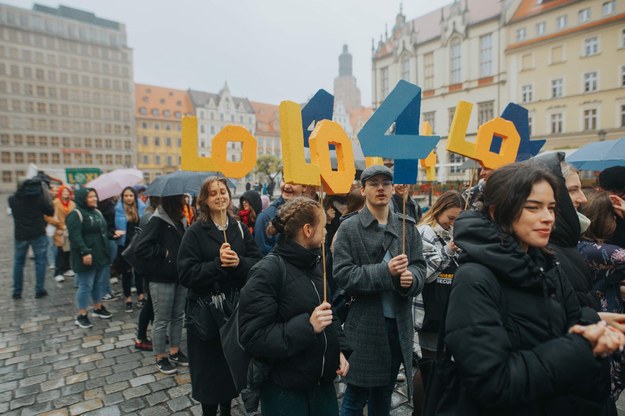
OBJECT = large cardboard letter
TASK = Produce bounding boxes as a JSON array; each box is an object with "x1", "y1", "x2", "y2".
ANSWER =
[
  {"x1": 302, "y1": 90, "x2": 334, "y2": 148},
  {"x1": 501, "y1": 103, "x2": 545, "y2": 160},
  {"x1": 446, "y1": 101, "x2": 475, "y2": 157},
  {"x1": 309, "y1": 120, "x2": 356, "y2": 194},
  {"x1": 419, "y1": 121, "x2": 437, "y2": 182},
  {"x1": 358, "y1": 80, "x2": 440, "y2": 184},
  {"x1": 280, "y1": 101, "x2": 320, "y2": 186},
  {"x1": 475, "y1": 118, "x2": 521, "y2": 169},
  {"x1": 181, "y1": 116, "x2": 256, "y2": 178}
]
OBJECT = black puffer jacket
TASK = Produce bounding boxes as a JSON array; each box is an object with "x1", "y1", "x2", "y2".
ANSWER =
[
  {"x1": 135, "y1": 207, "x2": 186, "y2": 283},
  {"x1": 239, "y1": 239, "x2": 346, "y2": 391},
  {"x1": 447, "y1": 211, "x2": 609, "y2": 416},
  {"x1": 534, "y1": 152, "x2": 601, "y2": 311}
]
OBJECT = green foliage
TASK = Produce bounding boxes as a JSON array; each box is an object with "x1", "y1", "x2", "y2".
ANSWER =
[{"x1": 254, "y1": 154, "x2": 282, "y2": 182}]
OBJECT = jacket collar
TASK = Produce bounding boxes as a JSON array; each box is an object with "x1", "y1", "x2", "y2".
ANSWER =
[
  {"x1": 358, "y1": 205, "x2": 400, "y2": 238},
  {"x1": 152, "y1": 207, "x2": 185, "y2": 233}
]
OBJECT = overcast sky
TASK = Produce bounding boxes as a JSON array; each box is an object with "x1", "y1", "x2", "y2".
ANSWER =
[{"x1": 7, "y1": 0, "x2": 452, "y2": 106}]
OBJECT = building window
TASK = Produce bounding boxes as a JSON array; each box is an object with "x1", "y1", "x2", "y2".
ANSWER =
[
  {"x1": 584, "y1": 36, "x2": 599, "y2": 56},
  {"x1": 551, "y1": 78, "x2": 563, "y2": 98},
  {"x1": 1, "y1": 152, "x2": 10, "y2": 163},
  {"x1": 477, "y1": 101, "x2": 495, "y2": 125},
  {"x1": 521, "y1": 85, "x2": 533, "y2": 103},
  {"x1": 621, "y1": 66, "x2": 625, "y2": 87},
  {"x1": 424, "y1": 53, "x2": 434, "y2": 90},
  {"x1": 536, "y1": 22, "x2": 546, "y2": 36},
  {"x1": 603, "y1": 0, "x2": 615, "y2": 15},
  {"x1": 622, "y1": 29, "x2": 625, "y2": 48},
  {"x1": 142, "y1": 155, "x2": 148, "y2": 164},
  {"x1": 401, "y1": 55, "x2": 410, "y2": 81},
  {"x1": 381, "y1": 67, "x2": 389, "y2": 98},
  {"x1": 479, "y1": 34, "x2": 493, "y2": 77},
  {"x1": 139, "y1": 107, "x2": 147, "y2": 115},
  {"x1": 142, "y1": 136, "x2": 148, "y2": 145},
  {"x1": 583, "y1": 108, "x2": 597, "y2": 130},
  {"x1": 448, "y1": 107, "x2": 456, "y2": 129},
  {"x1": 578, "y1": 8, "x2": 590, "y2": 23},
  {"x1": 151, "y1": 108, "x2": 159, "y2": 116},
  {"x1": 423, "y1": 111, "x2": 436, "y2": 134},
  {"x1": 527, "y1": 115, "x2": 533, "y2": 136},
  {"x1": 154, "y1": 137, "x2": 160, "y2": 146},
  {"x1": 584, "y1": 72, "x2": 598, "y2": 92},
  {"x1": 450, "y1": 38, "x2": 461, "y2": 84},
  {"x1": 516, "y1": 28, "x2": 527, "y2": 41},
  {"x1": 621, "y1": 104, "x2": 625, "y2": 127},
  {"x1": 2, "y1": 171, "x2": 12, "y2": 183},
  {"x1": 557, "y1": 15, "x2": 568, "y2": 29},
  {"x1": 550, "y1": 113, "x2": 563, "y2": 134}
]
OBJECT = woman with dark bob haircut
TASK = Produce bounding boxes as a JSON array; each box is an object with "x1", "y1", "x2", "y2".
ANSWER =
[{"x1": 443, "y1": 162, "x2": 623, "y2": 415}]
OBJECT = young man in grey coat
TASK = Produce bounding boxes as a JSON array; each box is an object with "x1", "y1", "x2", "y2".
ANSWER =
[{"x1": 333, "y1": 165, "x2": 426, "y2": 415}]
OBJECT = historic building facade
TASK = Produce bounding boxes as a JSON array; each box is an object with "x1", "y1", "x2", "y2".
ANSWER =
[
  {"x1": 0, "y1": 4, "x2": 135, "y2": 191},
  {"x1": 135, "y1": 84, "x2": 193, "y2": 183}
]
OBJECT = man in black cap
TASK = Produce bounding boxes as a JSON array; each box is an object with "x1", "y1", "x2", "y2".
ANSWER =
[
  {"x1": 333, "y1": 165, "x2": 426, "y2": 414},
  {"x1": 599, "y1": 166, "x2": 625, "y2": 248}
]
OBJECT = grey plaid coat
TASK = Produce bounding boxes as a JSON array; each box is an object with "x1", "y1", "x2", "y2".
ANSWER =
[{"x1": 333, "y1": 206, "x2": 425, "y2": 396}]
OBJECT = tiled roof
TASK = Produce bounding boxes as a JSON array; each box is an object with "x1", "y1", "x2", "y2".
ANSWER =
[
  {"x1": 374, "y1": 0, "x2": 502, "y2": 58},
  {"x1": 510, "y1": 0, "x2": 573, "y2": 22},
  {"x1": 188, "y1": 89, "x2": 255, "y2": 114},
  {"x1": 348, "y1": 107, "x2": 373, "y2": 135},
  {"x1": 251, "y1": 101, "x2": 280, "y2": 135},
  {"x1": 135, "y1": 83, "x2": 193, "y2": 120}
]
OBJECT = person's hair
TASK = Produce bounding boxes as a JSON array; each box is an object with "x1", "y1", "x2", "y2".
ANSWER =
[
  {"x1": 267, "y1": 197, "x2": 322, "y2": 238},
  {"x1": 197, "y1": 176, "x2": 233, "y2": 222},
  {"x1": 481, "y1": 162, "x2": 560, "y2": 235},
  {"x1": 560, "y1": 162, "x2": 579, "y2": 180},
  {"x1": 120, "y1": 186, "x2": 139, "y2": 223},
  {"x1": 160, "y1": 195, "x2": 184, "y2": 221},
  {"x1": 419, "y1": 190, "x2": 465, "y2": 228},
  {"x1": 582, "y1": 189, "x2": 616, "y2": 243},
  {"x1": 345, "y1": 188, "x2": 365, "y2": 214}
]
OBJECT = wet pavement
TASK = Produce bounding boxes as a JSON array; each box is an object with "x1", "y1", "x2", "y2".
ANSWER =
[{"x1": 0, "y1": 196, "x2": 416, "y2": 415}]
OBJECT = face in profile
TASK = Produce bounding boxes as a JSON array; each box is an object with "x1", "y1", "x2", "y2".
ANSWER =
[
  {"x1": 511, "y1": 180, "x2": 556, "y2": 251},
  {"x1": 565, "y1": 173, "x2": 587, "y2": 210},
  {"x1": 437, "y1": 207, "x2": 462, "y2": 230},
  {"x1": 306, "y1": 208, "x2": 326, "y2": 249},
  {"x1": 86, "y1": 191, "x2": 98, "y2": 208}
]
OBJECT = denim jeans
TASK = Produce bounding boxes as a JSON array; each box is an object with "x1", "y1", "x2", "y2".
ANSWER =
[
  {"x1": 104, "y1": 240, "x2": 118, "y2": 294},
  {"x1": 13, "y1": 235, "x2": 48, "y2": 296},
  {"x1": 75, "y1": 266, "x2": 108, "y2": 310},
  {"x1": 46, "y1": 235, "x2": 57, "y2": 269},
  {"x1": 150, "y1": 282, "x2": 186, "y2": 355},
  {"x1": 341, "y1": 318, "x2": 403, "y2": 416}
]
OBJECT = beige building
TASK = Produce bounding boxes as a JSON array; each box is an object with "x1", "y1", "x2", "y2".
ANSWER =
[
  {"x1": 506, "y1": 0, "x2": 625, "y2": 151},
  {"x1": 135, "y1": 84, "x2": 193, "y2": 183},
  {"x1": 0, "y1": 4, "x2": 135, "y2": 191},
  {"x1": 371, "y1": 0, "x2": 507, "y2": 182}
]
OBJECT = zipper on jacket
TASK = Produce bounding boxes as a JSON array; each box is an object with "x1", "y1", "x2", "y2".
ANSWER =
[{"x1": 310, "y1": 280, "x2": 327, "y2": 382}]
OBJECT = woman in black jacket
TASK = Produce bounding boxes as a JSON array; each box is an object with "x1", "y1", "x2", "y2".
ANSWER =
[
  {"x1": 135, "y1": 195, "x2": 187, "y2": 374},
  {"x1": 238, "y1": 196, "x2": 349, "y2": 416},
  {"x1": 445, "y1": 162, "x2": 623, "y2": 416},
  {"x1": 177, "y1": 177, "x2": 261, "y2": 416}
]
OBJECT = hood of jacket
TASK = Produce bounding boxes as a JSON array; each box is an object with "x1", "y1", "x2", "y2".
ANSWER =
[
  {"x1": 533, "y1": 152, "x2": 581, "y2": 248},
  {"x1": 274, "y1": 238, "x2": 321, "y2": 270},
  {"x1": 74, "y1": 188, "x2": 96, "y2": 211},
  {"x1": 454, "y1": 210, "x2": 554, "y2": 291},
  {"x1": 152, "y1": 206, "x2": 185, "y2": 234},
  {"x1": 241, "y1": 190, "x2": 262, "y2": 215}
]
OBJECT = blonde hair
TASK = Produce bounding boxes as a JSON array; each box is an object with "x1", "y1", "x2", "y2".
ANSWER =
[
  {"x1": 418, "y1": 190, "x2": 465, "y2": 228},
  {"x1": 267, "y1": 197, "x2": 322, "y2": 238}
]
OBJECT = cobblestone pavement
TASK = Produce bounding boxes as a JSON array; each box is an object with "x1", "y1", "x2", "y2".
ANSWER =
[{"x1": 0, "y1": 196, "x2": 416, "y2": 416}]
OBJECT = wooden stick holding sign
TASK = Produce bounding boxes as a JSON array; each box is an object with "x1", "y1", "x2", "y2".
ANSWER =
[
  {"x1": 319, "y1": 183, "x2": 328, "y2": 303},
  {"x1": 402, "y1": 192, "x2": 407, "y2": 255}
]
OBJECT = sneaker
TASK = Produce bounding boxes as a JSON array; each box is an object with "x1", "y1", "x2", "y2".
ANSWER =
[
  {"x1": 125, "y1": 302, "x2": 133, "y2": 313},
  {"x1": 75, "y1": 314, "x2": 93, "y2": 329},
  {"x1": 131, "y1": 286, "x2": 137, "y2": 293},
  {"x1": 137, "y1": 298, "x2": 146, "y2": 308},
  {"x1": 54, "y1": 274, "x2": 65, "y2": 282},
  {"x1": 169, "y1": 351, "x2": 189, "y2": 366},
  {"x1": 63, "y1": 270, "x2": 75, "y2": 277},
  {"x1": 35, "y1": 290, "x2": 48, "y2": 299},
  {"x1": 92, "y1": 306, "x2": 112, "y2": 319},
  {"x1": 102, "y1": 292, "x2": 118, "y2": 302},
  {"x1": 135, "y1": 339, "x2": 153, "y2": 351},
  {"x1": 155, "y1": 357, "x2": 177, "y2": 374},
  {"x1": 110, "y1": 277, "x2": 119, "y2": 284},
  {"x1": 396, "y1": 367, "x2": 406, "y2": 383},
  {"x1": 48, "y1": 265, "x2": 55, "y2": 270}
]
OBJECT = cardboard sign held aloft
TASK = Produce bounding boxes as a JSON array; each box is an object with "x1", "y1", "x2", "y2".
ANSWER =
[
  {"x1": 280, "y1": 100, "x2": 321, "y2": 186},
  {"x1": 302, "y1": 89, "x2": 334, "y2": 148},
  {"x1": 358, "y1": 80, "x2": 440, "y2": 184},
  {"x1": 419, "y1": 121, "x2": 437, "y2": 182},
  {"x1": 309, "y1": 120, "x2": 356, "y2": 195},
  {"x1": 181, "y1": 117, "x2": 257, "y2": 178}
]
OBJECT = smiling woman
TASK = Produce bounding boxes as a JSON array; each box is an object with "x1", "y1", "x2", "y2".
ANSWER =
[{"x1": 439, "y1": 162, "x2": 623, "y2": 416}]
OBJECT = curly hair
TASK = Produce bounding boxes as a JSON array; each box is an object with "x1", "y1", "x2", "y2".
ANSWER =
[{"x1": 267, "y1": 197, "x2": 322, "y2": 238}]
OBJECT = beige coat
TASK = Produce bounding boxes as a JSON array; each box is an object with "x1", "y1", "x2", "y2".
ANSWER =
[{"x1": 45, "y1": 198, "x2": 76, "y2": 247}]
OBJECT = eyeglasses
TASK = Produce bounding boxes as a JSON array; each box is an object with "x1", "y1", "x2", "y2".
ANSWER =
[{"x1": 366, "y1": 180, "x2": 393, "y2": 188}]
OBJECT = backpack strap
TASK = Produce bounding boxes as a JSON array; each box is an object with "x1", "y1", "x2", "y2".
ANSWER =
[
  {"x1": 265, "y1": 253, "x2": 287, "y2": 296},
  {"x1": 75, "y1": 209, "x2": 83, "y2": 223}
]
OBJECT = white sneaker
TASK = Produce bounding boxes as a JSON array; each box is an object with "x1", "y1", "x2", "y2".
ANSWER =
[
  {"x1": 110, "y1": 277, "x2": 119, "y2": 284},
  {"x1": 396, "y1": 366, "x2": 406, "y2": 382},
  {"x1": 63, "y1": 270, "x2": 75, "y2": 277},
  {"x1": 54, "y1": 275, "x2": 65, "y2": 282}
]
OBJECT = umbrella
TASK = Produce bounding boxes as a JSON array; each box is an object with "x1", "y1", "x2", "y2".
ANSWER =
[
  {"x1": 146, "y1": 171, "x2": 234, "y2": 197},
  {"x1": 86, "y1": 168, "x2": 143, "y2": 200},
  {"x1": 567, "y1": 138, "x2": 625, "y2": 171}
]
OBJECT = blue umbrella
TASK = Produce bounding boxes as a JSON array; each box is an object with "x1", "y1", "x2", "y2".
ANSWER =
[
  {"x1": 567, "y1": 138, "x2": 625, "y2": 171},
  {"x1": 146, "y1": 171, "x2": 234, "y2": 197}
]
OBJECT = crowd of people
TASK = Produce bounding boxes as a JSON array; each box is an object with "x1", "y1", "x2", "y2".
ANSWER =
[{"x1": 8, "y1": 159, "x2": 625, "y2": 416}]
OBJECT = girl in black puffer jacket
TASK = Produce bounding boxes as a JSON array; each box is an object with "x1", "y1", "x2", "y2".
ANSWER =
[{"x1": 239, "y1": 197, "x2": 350, "y2": 415}]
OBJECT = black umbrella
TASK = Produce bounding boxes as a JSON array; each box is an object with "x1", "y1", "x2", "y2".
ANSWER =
[{"x1": 146, "y1": 171, "x2": 234, "y2": 197}]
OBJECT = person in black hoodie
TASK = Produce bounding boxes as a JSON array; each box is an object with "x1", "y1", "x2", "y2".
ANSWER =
[
  {"x1": 9, "y1": 177, "x2": 54, "y2": 299},
  {"x1": 237, "y1": 190, "x2": 262, "y2": 235},
  {"x1": 239, "y1": 197, "x2": 349, "y2": 416},
  {"x1": 445, "y1": 162, "x2": 621, "y2": 416},
  {"x1": 178, "y1": 177, "x2": 261, "y2": 416}
]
